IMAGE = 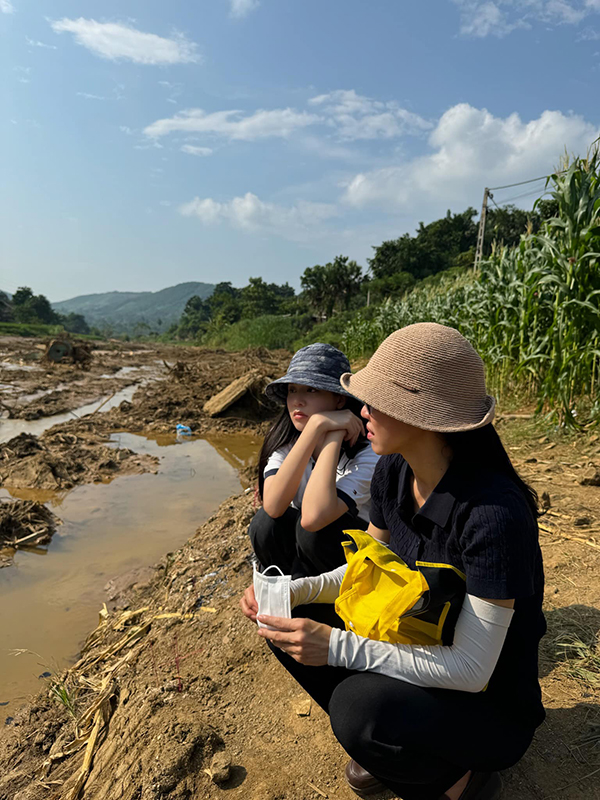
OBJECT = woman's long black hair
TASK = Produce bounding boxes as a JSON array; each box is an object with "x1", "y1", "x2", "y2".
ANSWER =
[
  {"x1": 444, "y1": 424, "x2": 539, "y2": 517},
  {"x1": 257, "y1": 394, "x2": 369, "y2": 500}
]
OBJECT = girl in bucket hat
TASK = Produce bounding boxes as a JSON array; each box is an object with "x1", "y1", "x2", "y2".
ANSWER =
[
  {"x1": 249, "y1": 342, "x2": 379, "y2": 579},
  {"x1": 241, "y1": 323, "x2": 545, "y2": 800}
]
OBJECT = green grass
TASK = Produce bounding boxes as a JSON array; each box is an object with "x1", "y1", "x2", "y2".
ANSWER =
[
  {"x1": 201, "y1": 313, "x2": 312, "y2": 351},
  {"x1": 0, "y1": 322, "x2": 66, "y2": 337},
  {"x1": 0, "y1": 322, "x2": 99, "y2": 341}
]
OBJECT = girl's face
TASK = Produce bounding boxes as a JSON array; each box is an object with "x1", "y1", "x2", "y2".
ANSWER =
[
  {"x1": 361, "y1": 403, "x2": 421, "y2": 455},
  {"x1": 286, "y1": 383, "x2": 345, "y2": 431}
]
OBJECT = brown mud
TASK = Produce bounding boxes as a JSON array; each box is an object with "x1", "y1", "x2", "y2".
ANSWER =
[
  {"x1": 0, "y1": 337, "x2": 163, "y2": 422},
  {"x1": 0, "y1": 337, "x2": 598, "y2": 800}
]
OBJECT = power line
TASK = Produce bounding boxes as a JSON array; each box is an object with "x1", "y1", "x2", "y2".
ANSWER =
[
  {"x1": 488, "y1": 174, "x2": 551, "y2": 191},
  {"x1": 489, "y1": 187, "x2": 552, "y2": 208}
]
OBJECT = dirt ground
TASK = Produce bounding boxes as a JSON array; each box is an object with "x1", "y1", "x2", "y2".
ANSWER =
[{"x1": 0, "y1": 336, "x2": 598, "y2": 800}]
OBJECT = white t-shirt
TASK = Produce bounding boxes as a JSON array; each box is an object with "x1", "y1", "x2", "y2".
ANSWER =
[{"x1": 263, "y1": 442, "x2": 379, "y2": 523}]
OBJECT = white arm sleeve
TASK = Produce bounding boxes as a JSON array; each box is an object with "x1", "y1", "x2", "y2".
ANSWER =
[
  {"x1": 328, "y1": 595, "x2": 514, "y2": 693},
  {"x1": 290, "y1": 564, "x2": 347, "y2": 607}
]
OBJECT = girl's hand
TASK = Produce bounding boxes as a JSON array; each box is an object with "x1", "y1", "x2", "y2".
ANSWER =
[
  {"x1": 257, "y1": 616, "x2": 332, "y2": 665},
  {"x1": 240, "y1": 584, "x2": 258, "y2": 622},
  {"x1": 308, "y1": 411, "x2": 364, "y2": 447}
]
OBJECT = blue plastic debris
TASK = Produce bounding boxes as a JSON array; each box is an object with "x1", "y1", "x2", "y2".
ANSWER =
[{"x1": 176, "y1": 424, "x2": 192, "y2": 436}]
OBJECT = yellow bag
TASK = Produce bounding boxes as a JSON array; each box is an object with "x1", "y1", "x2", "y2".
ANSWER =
[{"x1": 335, "y1": 530, "x2": 466, "y2": 646}]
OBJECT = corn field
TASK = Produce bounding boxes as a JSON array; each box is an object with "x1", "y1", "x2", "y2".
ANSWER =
[{"x1": 343, "y1": 147, "x2": 600, "y2": 427}]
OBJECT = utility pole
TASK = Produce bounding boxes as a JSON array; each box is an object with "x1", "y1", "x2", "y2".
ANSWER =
[{"x1": 474, "y1": 187, "x2": 490, "y2": 268}]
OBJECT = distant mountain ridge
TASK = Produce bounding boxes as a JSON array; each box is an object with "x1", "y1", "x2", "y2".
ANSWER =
[{"x1": 52, "y1": 281, "x2": 214, "y2": 333}]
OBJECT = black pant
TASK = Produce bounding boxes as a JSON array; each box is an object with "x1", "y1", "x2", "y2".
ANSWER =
[
  {"x1": 269, "y1": 643, "x2": 536, "y2": 800},
  {"x1": 248, "y1": 505, "x2": 367, "y2": 579}
]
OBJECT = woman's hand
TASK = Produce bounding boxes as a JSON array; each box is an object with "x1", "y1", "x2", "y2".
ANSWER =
[
  {"x1": 240, "y1": 584, "x2": 258, "y2": 622},
  {"x1": 257, "y1": 615, "x2": 332, "y2": 665},
  {"x1": 308, "y1": 410, "x2": 364, "y2": 447}
]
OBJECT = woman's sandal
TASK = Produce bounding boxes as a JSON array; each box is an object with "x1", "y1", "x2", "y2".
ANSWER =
[{"x1": 440, "y1": 771, "x2": 503, "y2": 800}]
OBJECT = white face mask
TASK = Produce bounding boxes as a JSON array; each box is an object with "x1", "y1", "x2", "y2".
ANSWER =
[{"x1": 253, "y1": 564, "x2": 291, "y2": 630}]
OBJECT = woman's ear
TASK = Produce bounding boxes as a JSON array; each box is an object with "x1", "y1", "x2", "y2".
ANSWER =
[{"x1": 336, "y1": 395, "x2": 347, "y2": 410}]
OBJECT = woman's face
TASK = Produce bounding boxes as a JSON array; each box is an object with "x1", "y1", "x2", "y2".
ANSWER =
[
  {"x1": 361, "y1": 404, "x2": 421, "y2": 455},
  {"x1": 286, "y1": 384, "x2": 345, "y2": 431}
]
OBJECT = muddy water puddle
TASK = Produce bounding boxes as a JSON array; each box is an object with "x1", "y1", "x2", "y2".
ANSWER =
[
  {"x1": 0, "y1": 430, "x2": 260, "y2": 711},
  {"x1": 0, "y1": 384, "x2": 142, "y2": 443}
]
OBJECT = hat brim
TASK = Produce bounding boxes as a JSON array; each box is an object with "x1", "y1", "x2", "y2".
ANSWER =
[
  {"x1": 340, "y1": 369, "x2": 496, "y2": 433},
  {"x1": 265, "y1": 374, "x2": 355, "y2": 403}
]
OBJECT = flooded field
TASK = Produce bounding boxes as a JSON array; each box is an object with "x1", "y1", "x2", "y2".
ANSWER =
[
  {"x1": 0, "y1": 384, "x2": 142, "y2": 443},
  {"x1": 0, "y1": 431, "x2": 260, "y2": 709}
]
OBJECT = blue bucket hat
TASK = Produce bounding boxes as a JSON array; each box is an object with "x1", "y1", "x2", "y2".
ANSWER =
[{"x1": 265, "y1": 343, "x2": 355, "y2": 403}]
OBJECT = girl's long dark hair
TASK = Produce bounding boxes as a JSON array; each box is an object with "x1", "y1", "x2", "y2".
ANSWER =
[
  {"x1": 444, "y1": 424, "x2": 539, "y2": 517},
  {"x1": 257, "y1": 395, "x2": 369, "y2": 500}
]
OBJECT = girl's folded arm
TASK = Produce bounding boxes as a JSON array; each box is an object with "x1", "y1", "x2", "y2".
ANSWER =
[
  {"x1": 262, "y1": 417, "x2": 325, "y2": 518},
  {"x1": 301, "y1": 430, "x2": 349, "y2": 531}
]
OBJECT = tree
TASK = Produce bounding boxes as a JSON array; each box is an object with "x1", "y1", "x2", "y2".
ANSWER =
[
  {"x1": 369, "y1": 208, "x2": 479, "y2": 281},
  {"x1": 12, "y1": 286, "x2": 61, "y2": 325},
  {"x1": 301, "y1": 255, "x2": 364, "y2": 319},
  {"x1": 0, "y1": 291, "x2": 13, "y2": 322},
  {"x1": 61, "y1": 312, "x2": 90, "y2": 334},
  {"x1": 239, "y1": 277, "x2": 295, "y2": 319},
  {"x1": 207, "y1": 282, "x2": 242, "y2": 324},
  {"x1": 365, "y1": 271, "x2": 416, "y2": 304}
]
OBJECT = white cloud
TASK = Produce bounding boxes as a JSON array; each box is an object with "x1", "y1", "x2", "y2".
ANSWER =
[
  {"x1": 179, "y1": 192, "x2": 338, "y2": 239},
  {"x1": 453, "y1": 0, "x2": 600, "y2": 36},
  {"x1": 577, "y1": 24, "x2": 600, "y2": 36},
  {"x1": 181, "y1": 144, "x2": 213, "y2": 156},
  {"x1": 230, "y1": 0, "x2": 260, "y2": 18},
  {"x1": 49, "y1": 18, "x2": 200, "y2": 65},
  {"x1": 343, "y1": 103, "x2": 598, "y2": 215},
  {"x1": 145, "y1": 91, "x2": 429, "y2": 148},
  {"x1": 158, "y1": 80, "x2": 183, "y2": 105},
  {"x1": 310, "y1": 89, "x2": 432, "y2": 140},
  {"x1": 77, "y1": 91, "x2": 105, "y2": 100},
  {"x1": 144, "y1": 107, "x2": 320, "y2": 140},
  {"x1": 26, "y1": 37, "x2": 57, "y2": 49},
  {"x1": 0, "y1": 0, "x2": 14, "y2": 13},
  {"x1": 119, "y1": 125, "x2": 134, "y2": 135}
]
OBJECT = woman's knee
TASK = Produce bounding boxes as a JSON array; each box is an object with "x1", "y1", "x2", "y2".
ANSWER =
[{"x1": 329, "y1": 677, "x2": 376, "y2": 756}]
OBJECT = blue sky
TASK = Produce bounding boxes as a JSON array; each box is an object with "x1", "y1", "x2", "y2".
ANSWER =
[{"x1": 2, "y1": 0, "x2": 599, "y2": 301}]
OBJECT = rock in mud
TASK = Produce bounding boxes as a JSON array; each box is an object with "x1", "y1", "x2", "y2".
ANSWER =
[
  {"x1": 207, "y1": 750, "x2": 232, "y2": 784},
  {"x1": 580, "y1": 465, "x2": 600, "y2": 486}
]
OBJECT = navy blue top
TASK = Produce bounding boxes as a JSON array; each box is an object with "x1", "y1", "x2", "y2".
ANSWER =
[{"x1": 370, "y1": 453, "x2": 546, "y2": 726}]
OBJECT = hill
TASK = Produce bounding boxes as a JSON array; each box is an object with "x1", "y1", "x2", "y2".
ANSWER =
[{"x1": 52, "y1": 282, "x2": 214, "y2": 334}]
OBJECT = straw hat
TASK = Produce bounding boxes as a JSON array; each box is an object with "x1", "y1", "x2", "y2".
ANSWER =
[{"x1": 340, "y1": 323, "x2": 495, "y2": 432}]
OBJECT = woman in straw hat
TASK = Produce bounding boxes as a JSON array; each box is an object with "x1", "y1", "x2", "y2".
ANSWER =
[{"x1": 241, "y1": 323, "x2": 545, "y2": 800}]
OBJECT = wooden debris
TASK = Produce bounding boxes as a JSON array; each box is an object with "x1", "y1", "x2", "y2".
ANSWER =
[
  {"x1": 0, "y1": 499, "x2": 61, "y2": 556},
  {"x1": 308, "y1": 781, "x2": 328, "y2": 798},
  {"x1": 539, "y1": 524, "x2": 600, "y2": 551},
  {"x1": 203, "y1": 370, "x2": 262, "y2": 417}
]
